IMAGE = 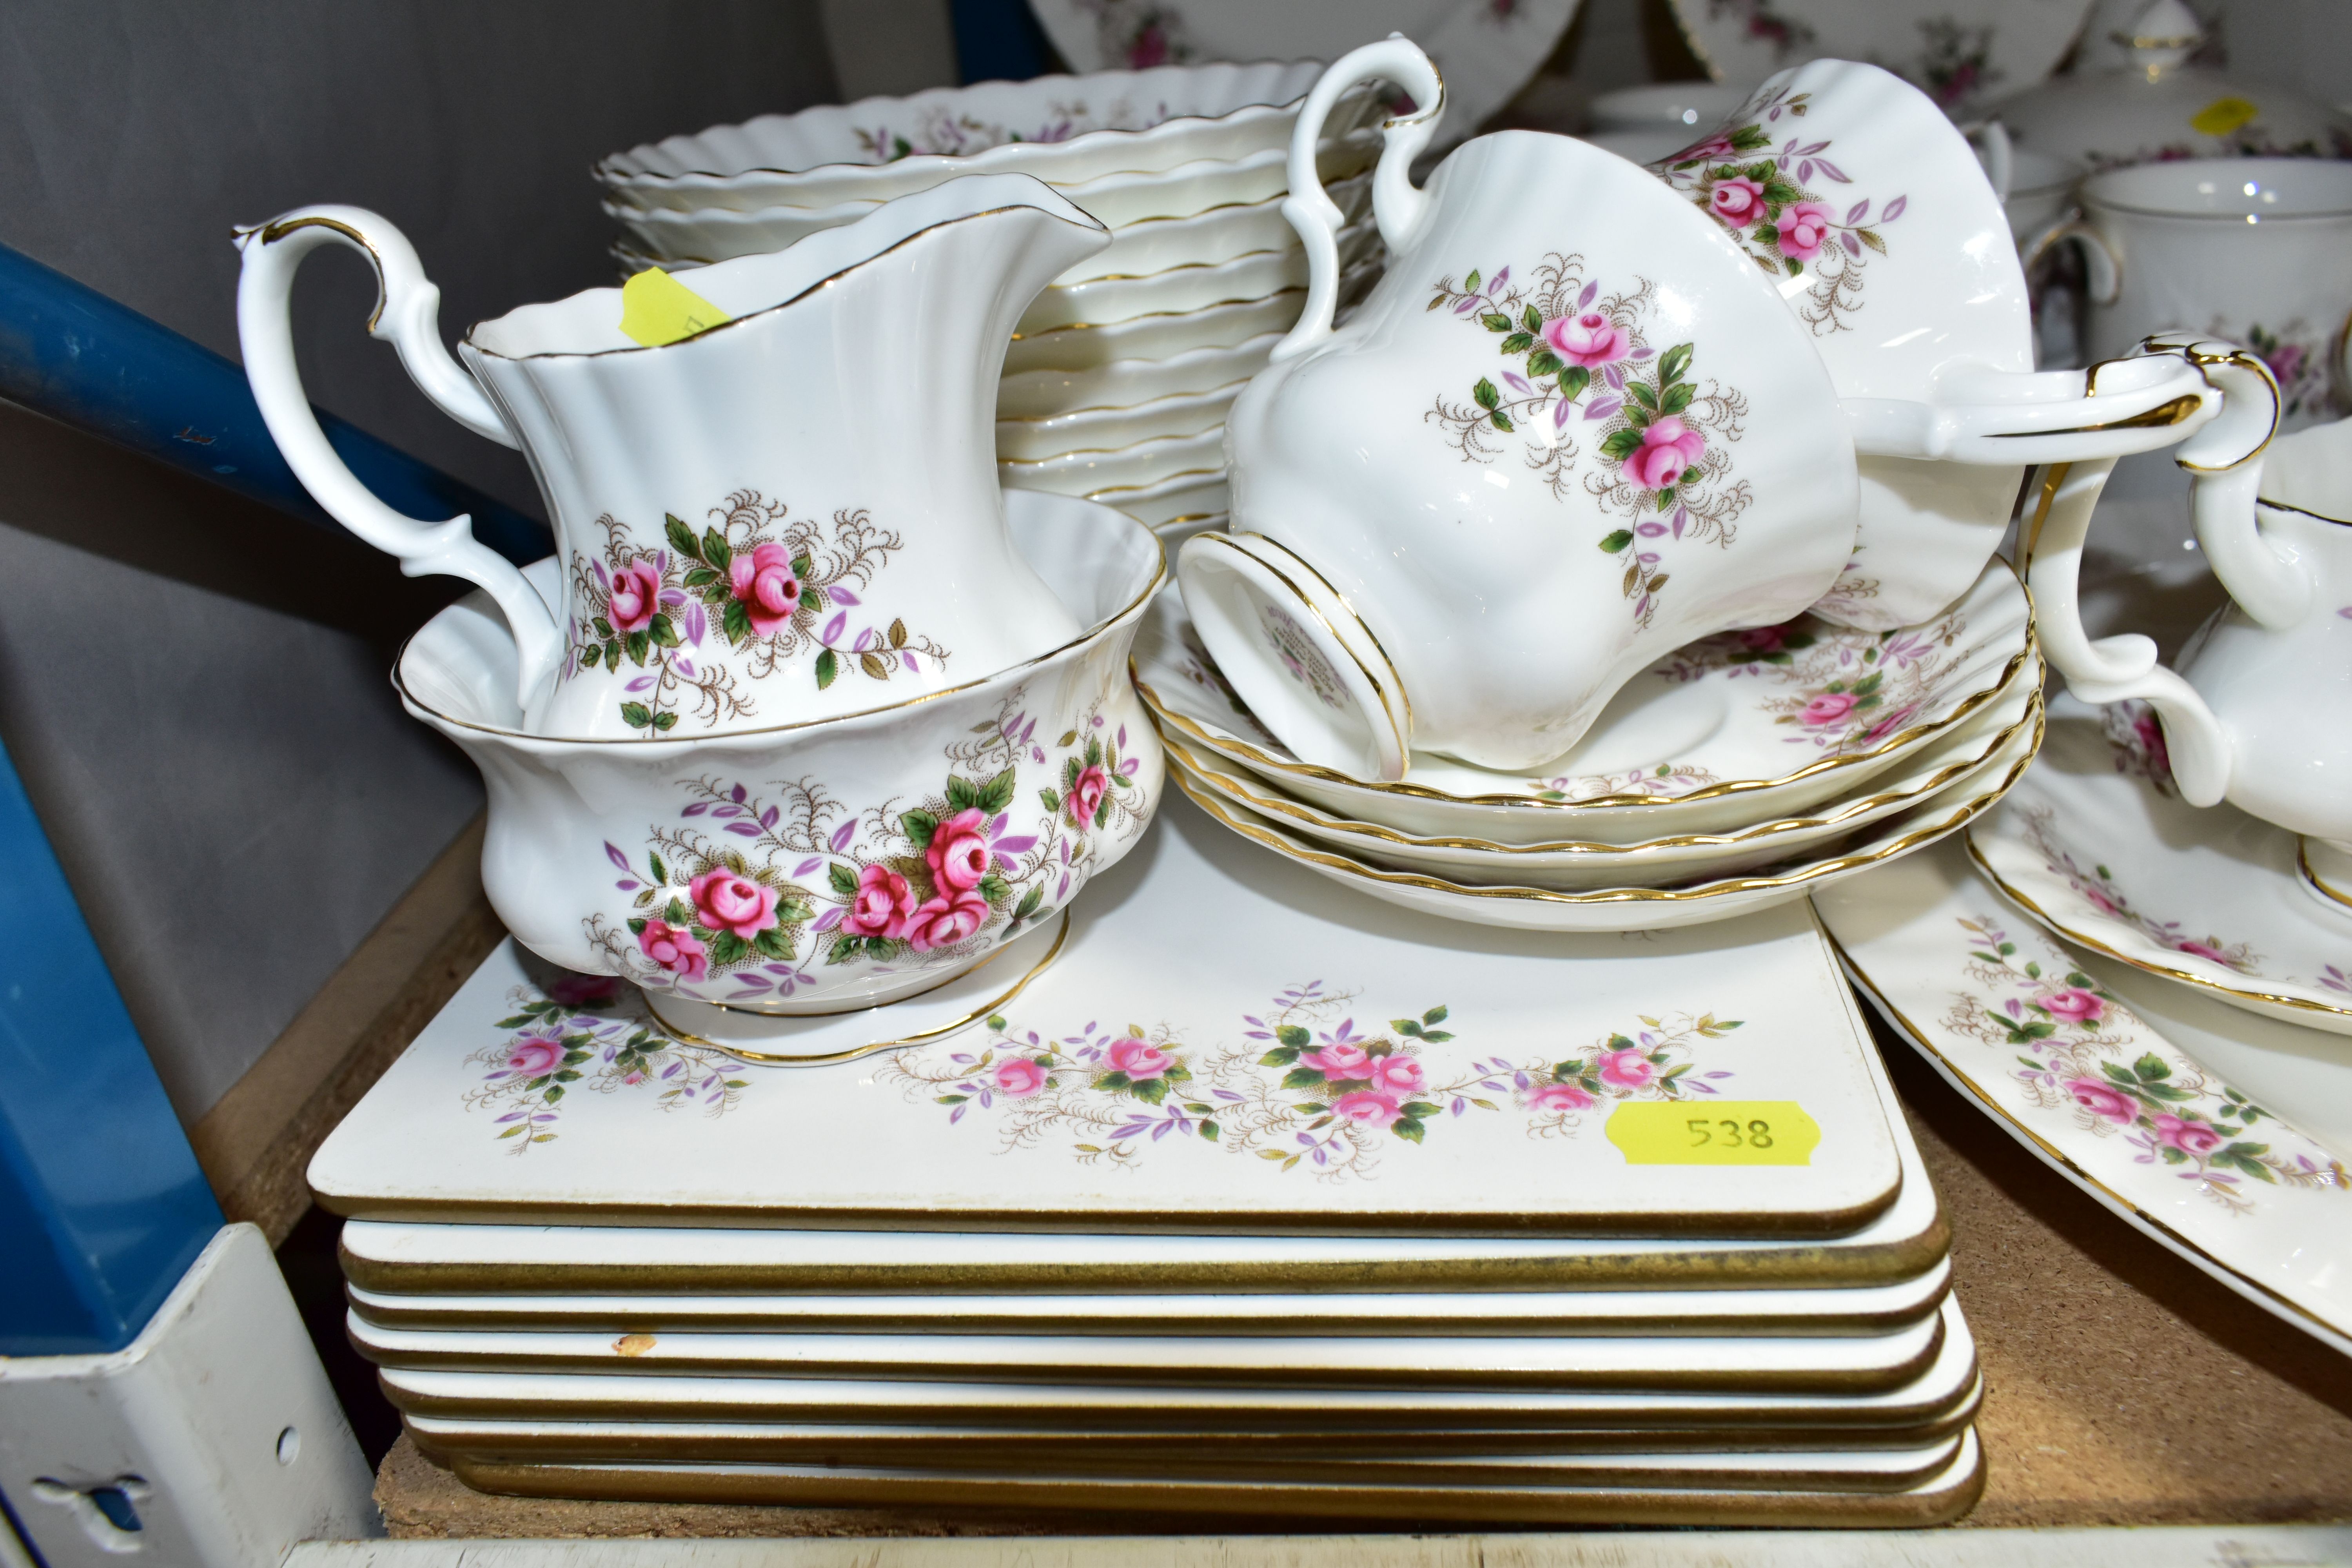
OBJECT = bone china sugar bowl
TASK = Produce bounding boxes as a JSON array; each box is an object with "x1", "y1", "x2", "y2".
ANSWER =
[{"x1": 396, "y1": 492, "x2": 1164, "y2": 1016}]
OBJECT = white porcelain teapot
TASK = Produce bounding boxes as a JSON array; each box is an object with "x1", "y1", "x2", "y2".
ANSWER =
[
  {"x1": 236, "y1": 175, "x2": 1102, "y2": 741},
  {"x1": 2029, "y1": 345, "x2": 2352, "y2": 906}
]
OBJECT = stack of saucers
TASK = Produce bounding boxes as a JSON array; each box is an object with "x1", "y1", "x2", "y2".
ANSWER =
[
  {"x1": 1137, "y1": 559, "x2": 2043, "y2": 934},
  {"x1": 597, "y1": 64, "x2": 1385, "y2": 547}
]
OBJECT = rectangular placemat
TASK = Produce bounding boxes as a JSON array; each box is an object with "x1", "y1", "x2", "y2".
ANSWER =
[{"x1": 312, "y1": 803, "x2": 1900, "y2": 1236}]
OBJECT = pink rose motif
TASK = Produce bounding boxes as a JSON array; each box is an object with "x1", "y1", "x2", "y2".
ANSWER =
[
  {"x1": 636, "y1": 918, "x2": 709, "y2": 981},
  {"x1": 505, "y1": 1036, "x2": 564, "y2": 1077},
  {"x1": 1858, "y1": 703, "x2": 1920, "y2": 746},
  {"x1": 1301, "y1": 1040, "x2": 1373, "y2": 1079},
  {"x1": 1677, "y1": 133, "x2": 1740, "y2": 164},
  {"x1": 2065, "y1": 1077, "x2": 2138, "y2": 1123},
  {"x1": 726, "y1": 541, "x2": 804, "y2": 637},
  {"x1": 1799, "y1": 691, "x2": 1859, "y2": 728},
  {"x1": 840, "y1": 864, "x2": 917, "y2": 940},
  {"x1": 2152, "y1": 1113, "x2": 2225, "y2": 1156},
  {"x1": 1542, "y1": 310, "x2": 1630, "y2": 369},
  {"x1": 2176, "y1": 939, "x2": 2231, "y2": 966},
  {"x1": 688, "y1": 868, "x2": 781, "y2": 940},
  {"x1": 1528, "y1": 1080, "x2": 1596, "y2": 1112},
  {"x1": 2040, "y1": 988, "x2": 2105, "y2": 1026},
  {"x1": 1067, "y1": 764, "x2": 1110, "y2": 831},
  {"x1": 1621, "y1": 416, "x2": 1706, "y2": 492},
  {"x1": 925, "y1": 808, "x2": 993, "y2": 893},
  {"x1": 1706, "y1": 175, "x2": 1767, "y2": 229},
  {"x1": 1329, "y1": 1089, "x2": 1403, "y2": 1128},
  {"x1": 606, "y1": 561, "x2": 662, "y2": 634},
  {"x1": 2084, "y1": 886, "x2": 2120, "y2": 916},
  {"x1": 1737, "y1": 626, "x2": 1791, "y2": 653},
  {"x1": 904, "y1": 887, "x2": 989, "y2": 952},
  {"x1": 1367, "y1": 1055, "x2": 1427, "y2": 1098},
  {"x1": 1105, "y1": 1035, "x2": 1173, "y2": 1082},
  {"x1": 1776, "y1": 200, "x2": 1833, "y2": 263},
  {"x1": 993, "y1": 1057, "x2": 1048, "y2": 1098},
  {"x1": 1597, "y1": 1047, "x2": 1655, "y2": 1089}
]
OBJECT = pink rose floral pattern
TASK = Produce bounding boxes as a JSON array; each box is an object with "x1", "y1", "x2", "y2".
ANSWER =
[
  {"x1": 1070, "y1": 0, "x2": 1193, "y2": 69},
  {"x1": 2013, "y1": 804, "x2": 2263, "y2": 976},
  {"x1": 462, "y1": 975, "x2": 750, "y2": 1154},
  {"x1": 1654, "y1": 595, "x2": 1978, "y2": 755},
  {"x1": 1650, "y1": 85, "x2": 1905, "y2": 336},
  {"x1": 1940, "y1": 914, "x2": 2347, "y2": 1214},
  {"x1": 567, "y1": 490, "x2": 947, "y2": 733},
  {"x1": 1427, "y1": 253, "x2": 1751, "y2": 626},
  {"x1": 583, "y1": 694, "x2": 1148, "y2": 999},
  {"x1": 882, "y1": 982, "x2": 1743, "y2": 1181}
]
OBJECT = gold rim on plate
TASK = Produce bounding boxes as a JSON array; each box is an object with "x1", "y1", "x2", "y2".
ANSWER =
[
  {"x1": 1964, "y1": 836, "x2": 2352, "y2": 1022},
  {"x1": 1168, "y1": 706, "x2": 2042, "y2": 907},
  {"x1": 1155, "y1": 684, "x2": 2043, "y2": 858},
  {"x1": 1132, "y1": 565, "x2": 2039, "y2": 813},
  {"x1": 1831, "y1": 931, "x2": 2352, "y2": 1347}
]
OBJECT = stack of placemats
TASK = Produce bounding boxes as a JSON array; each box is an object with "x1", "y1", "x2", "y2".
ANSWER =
[{"x1": 312, "y1": 800, "x2": 1984, "y2": 1526}]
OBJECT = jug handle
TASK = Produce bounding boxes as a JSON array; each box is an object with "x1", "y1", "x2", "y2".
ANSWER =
[
  {"x1": 235, "y1": 206, "x2": 563, "y2": 710},
  {"x1": 1957, "y1": 118, "x2": 2014, "y2": 203},
  {"x1": 1273, "y1": 36, "x2": 1445, "y2": 363},
  {"x1": 2021, "y1": 458, "x2": 2236, "y2": 806},
  {"x1": 2147, "y1": 334, "x2": 2310, "y2": 630}
]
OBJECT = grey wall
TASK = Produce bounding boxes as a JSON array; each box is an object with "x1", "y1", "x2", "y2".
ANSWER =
[{"x1": 0, "y1": 1, "x2": 840, "y2": 1124}]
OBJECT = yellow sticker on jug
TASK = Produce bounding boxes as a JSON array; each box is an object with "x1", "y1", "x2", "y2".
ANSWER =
[
  {"x1": 2189, "y1": 96, "x2": 2260, "y2": 138},
  {"x1": 1606, "y1": 1101, "x2": 1819, "y2": 1165},
  {"x1": 618, "y1": 267, "x2": 733, "y2": 347}
]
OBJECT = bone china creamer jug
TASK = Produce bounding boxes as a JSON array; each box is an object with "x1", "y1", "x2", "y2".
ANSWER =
[
  {"x1": 237, "y1": 174, "x2": 1101, "y2": 741},
  {"x1": 1192, "y1": 39, "x2": 1859, "y2": 779}
]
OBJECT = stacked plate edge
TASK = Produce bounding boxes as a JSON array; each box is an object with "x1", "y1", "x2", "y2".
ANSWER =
[
  {"x1": 596, "y1": 62, "x2": 1390, "y2": 552},
  {"x1": 1136, "y1": 559, "x2": 2044, "y2": 931}
]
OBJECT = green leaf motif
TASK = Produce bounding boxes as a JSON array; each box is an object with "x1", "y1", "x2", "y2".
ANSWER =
[
  {"x1": 1559, "y1": 365, "x2": 1591, "y2": 401},
  {"x1": 1500, "y1": 332, "x2": 1534, "y2": 354},
  {"x1": 1481, "y1": 313, "x2": 1512, "y2": 332},
  {"x1": 1464, "y1": 269, "x2": 1481, "y2": 292},
  {"x1": 901, "y1": 807, "x2": 939, "y2": 852},
  {"x1": 1392, "y1": 1118, "x2": 1425, "y2": 1144},
  {"x1": 814, "y1": 648, "x2": 838, "y2": 688},
  {"x1": 621, "y1": 702, "x2": 655, "y2": 729},
  {"x1": 665, "y1": 514, "x2": 700, "y2": 561},
  {"x1": 1490, "y1": 410, "x2": 1513, "y2": 432},
  {"x1": 1526, "y1": 348, "x2": 1563, "y2": 378},
  {"x1": 1599, "y1": 428, "x2": 1645, "y2": 461},
  {"x1": 828, "y1": 862, "x2": 860, "y2": 897},
  {"x1": 1523, "y1": 305, "x2": 1543, "y2": 333},
  {"x1": 723, "y1": 599, "x2": 754, "y2": 648},
  {"x1": 701, "y1": 528, "x2": 733, "y2": 571},
  {"x1": 978, "y1": 766, "x2": 1018, "y2": 815},
  {"x1": 1281, "y1": 1066, "x2": 1329, "y2": 1091},
  {"x1": 1599, "y1": 528, "x2": 1635, "y2": 553},
  {"x1": 1473, "y1": 377, "x2": 1500, "y2": 411},
  {"x1": 1277, "y1": 1025, "x2": 1310, "y2": 1048},
  {"x1": 1657, "y1": 342, "x2": 1694, "y2": 387}
]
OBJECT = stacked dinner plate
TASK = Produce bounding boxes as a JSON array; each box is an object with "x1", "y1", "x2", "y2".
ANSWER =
[
  {"x1": 1138, "y1": 557, "x2": 2044, "y2": 933},
  {"x1": 314, "y1": 788, "x2": 1984, "y2": 1525},
  {"x1": 597, "y1": 64, "x2": 1387, "y2": 547}
]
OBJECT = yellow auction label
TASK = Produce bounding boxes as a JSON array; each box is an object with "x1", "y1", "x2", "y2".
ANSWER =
[
  {"x1": 1606, "y1": 1101, "x2": 1820, "y2": 1166},
  {"x1": 618, "y1": 267, "x2": 732, "y2": 347},
  {"x1": 2189, "y1": 96, "x2": 2260, "y2": 137}
]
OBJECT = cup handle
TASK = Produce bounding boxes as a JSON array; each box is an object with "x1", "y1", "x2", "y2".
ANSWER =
[
  {"x1": 2022, "y1": 215, "x2": 2119, "y2": 304},
  {"x1": 1839, "y1": 341, "x2": 2220, "y2": 464},
  {"x1": 1272, "y1": 36, "x2": 1445, "y2": 363},
  {"x1": 2143, "y1": 334, "x2": 2307, "y2": 630},
  {"x1": 234, "y1": 205, "x2": 563, "y2": 710},
  {"x1": 2021, "y1": 459, "x2": 2236, "y2": 806}
]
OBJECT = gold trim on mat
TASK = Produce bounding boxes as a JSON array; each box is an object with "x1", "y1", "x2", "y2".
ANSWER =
[
  {"x1": 378, "y1": 1370, "x2": 1983, "y2": 1436},
  {"x1": 346, "y1": 1279, "x2": 1949, "y2": 1339},
  {"x1": 444, "y1": 1434, "x2": 1985, "y2": 1527},
  {"x1": 346, "y1": 1315, "x2": 1945, "y2": 1397}
]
